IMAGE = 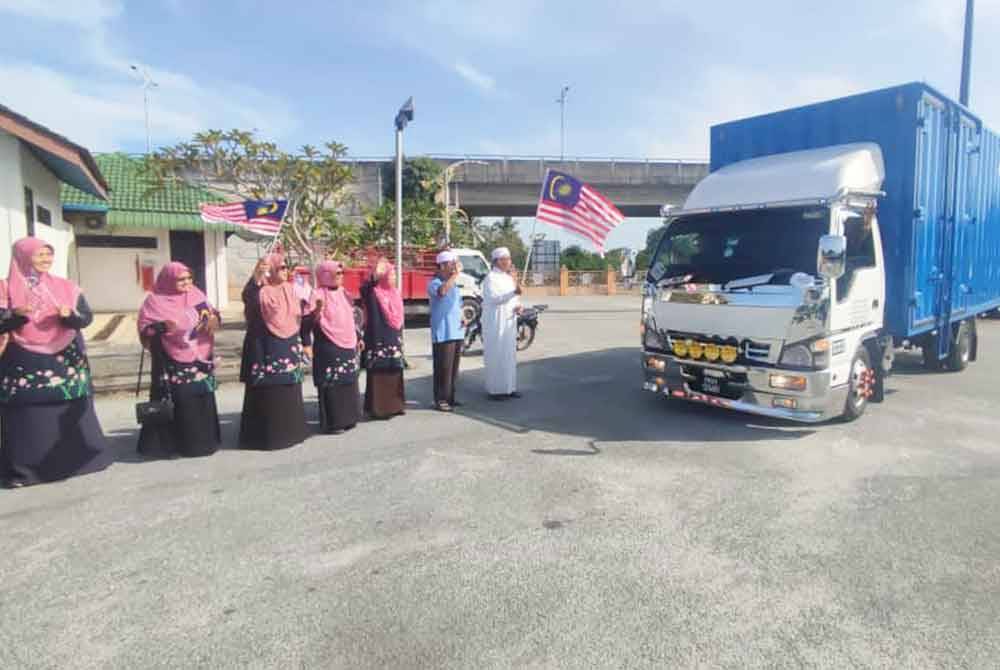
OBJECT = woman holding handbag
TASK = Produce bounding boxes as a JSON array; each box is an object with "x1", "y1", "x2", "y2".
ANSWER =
[
  {"x1": 0, "y1": 237, "x2": 111, "y2": 488},
  {"x1": 304, "y1": 260, "x2": 363, "y2": 434},
  {"x1": 238, "y1": 252, "x2": 310, "y2": 450},
  {"x1": 136, "y1": 262, "x2": 222, "y2": 458}
]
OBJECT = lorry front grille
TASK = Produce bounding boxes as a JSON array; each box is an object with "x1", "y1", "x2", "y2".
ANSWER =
[{"x1": 743, "y1": 340, "x2": 772, "y2": 361}]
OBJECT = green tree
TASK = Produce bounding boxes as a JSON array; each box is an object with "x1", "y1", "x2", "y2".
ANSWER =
[
  {"x1": 560, "y1": 245, "x2": 609, "y2": 271},
  {"x1": 475, "y1": 217, "x2": 527, "y2": 268},
  {"x1": 381, "y1": 156, "x2": 444, "y2": 204},
  {"x1": 635, "y1": 224, "x2": 668, "y2": 272},
  {"x1": 144, "y1": 129, "x2": 354, "y2": 262}
]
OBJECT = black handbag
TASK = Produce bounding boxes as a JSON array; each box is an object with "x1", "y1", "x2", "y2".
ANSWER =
[{"x1": 135, "y1": 343, "x2": 174, "y2": 425}]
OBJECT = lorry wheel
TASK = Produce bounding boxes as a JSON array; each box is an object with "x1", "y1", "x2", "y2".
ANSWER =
[
  {"x1": 842, "y1": 347, "x2": 874, "y2": 422},
  {"x1": 945, "y1": 320, "x2": 972, "y2": 372},
  {"x1": 922, "y1": 340, "x2": 942, "y2": 371}
]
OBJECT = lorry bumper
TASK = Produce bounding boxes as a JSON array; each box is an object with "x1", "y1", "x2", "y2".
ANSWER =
[{"x1": 641, "y1": 352, "x2": 849, "y2": 424}]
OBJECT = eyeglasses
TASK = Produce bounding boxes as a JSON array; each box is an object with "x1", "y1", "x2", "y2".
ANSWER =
[
  {"x1": 177, "y1": 276, "x2": 194, "y2": 283},
  {"x1": 334, "y1": 270, "x2": 344, "y2": 275},
  {"x1": 278, "y1": 265, "x2": 289, "y2": 271}
]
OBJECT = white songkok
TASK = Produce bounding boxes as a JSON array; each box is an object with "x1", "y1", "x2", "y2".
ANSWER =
[
  {"x1": 491, "y1": 247, "x2": 511, "y2": 261},
  {"x1": 436, "y1": 250, "x2": 457, "y2": 264}
]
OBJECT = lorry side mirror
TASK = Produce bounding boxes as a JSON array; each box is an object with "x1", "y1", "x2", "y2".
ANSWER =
[{"x1": 818, "y1": 234, "x2": 847, "y2": 279}]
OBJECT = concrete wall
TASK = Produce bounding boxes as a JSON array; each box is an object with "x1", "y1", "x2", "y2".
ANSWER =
[
  {"x1": 70, "y1": 225, "x2": 168, "y2": 312},
  {"x1": 0, "y1": 132, "x2": 25, "y2": 272},
  {"x1": 68, "y1": 224, "x2": 230, "y2": 313},
  {"x1": 0, "y1": 130, "x2": 74, "y2": 276},
  {"x1": 20, "y1": 142, "x2": 73, "y2": 276}
]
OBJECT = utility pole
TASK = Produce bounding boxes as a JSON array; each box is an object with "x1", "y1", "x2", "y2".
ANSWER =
[
  {"x1": 959, "y1": 0, "x2": 974, "y2": 106},
  {"x1": 557, "y1": 85, "x2": 570, "y2": 161},
  {"x1": 130, "y1": 65, "x2": 158, "y2": 154}
]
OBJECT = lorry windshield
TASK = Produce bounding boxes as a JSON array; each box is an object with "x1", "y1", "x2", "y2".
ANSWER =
[
  {"x1": 648, "y1": 207, "x2": 828, "y2": 286},
  {"x1": 458, "y1": 254, "x2": 489, "y2": 280}
]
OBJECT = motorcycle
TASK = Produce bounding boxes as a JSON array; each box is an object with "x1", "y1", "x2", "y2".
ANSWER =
[{"x1": 462, "y1": 302, "x2": 548, "y2": 354}]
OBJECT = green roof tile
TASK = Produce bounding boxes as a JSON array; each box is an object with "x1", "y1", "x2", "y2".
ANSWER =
[{"x1": 61, "y1": 153, "x2": 239, "y2": 231}]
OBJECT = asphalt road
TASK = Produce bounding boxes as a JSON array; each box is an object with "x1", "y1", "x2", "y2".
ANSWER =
[{"x1": 2, "y1": 296, "x2": 999, "y2": 669}]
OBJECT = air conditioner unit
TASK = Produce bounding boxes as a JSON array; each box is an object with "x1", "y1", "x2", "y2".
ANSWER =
[{"x1": 84, "y1": 216, "x2": 106, "y2": 230}]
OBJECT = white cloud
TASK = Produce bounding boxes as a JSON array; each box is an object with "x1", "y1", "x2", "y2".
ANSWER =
[
  {"x1": 0, "y1": 0, "x2": 121, "y2": 27},
  {"x1": 0, "y1": 62, "x2": 297, "y2": 152},
  {"x1": 454, "y1": 62, "x2": 496, "y2": 93},
  {"x1": 0, "y1": 0, "x2": 298, "y2": 151},
  {"x1": 631, "y1": 67, "x2": 867, "y2": 159}
]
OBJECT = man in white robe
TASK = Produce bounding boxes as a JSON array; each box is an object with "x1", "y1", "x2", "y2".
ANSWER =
[{"x1": 482, "y1": 247, "x2": 522, "y2": 399}]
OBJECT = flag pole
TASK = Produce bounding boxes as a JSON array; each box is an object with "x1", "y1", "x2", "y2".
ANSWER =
[
  {"x1": 264, "y1": 199, "x2": 292, "y2": 256},
  {"x1": 522, "y1": 218, "x2": 537, "y2": 280}
]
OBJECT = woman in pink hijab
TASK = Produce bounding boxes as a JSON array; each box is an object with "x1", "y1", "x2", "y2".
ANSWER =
[
  {"x1": 359, "y1": 257, "x2": 405, "y2": 419},
  {"x1": 238, "y1": 251, "x2": 309, "y2": 450},
  {"x1": 136, "y1": 262, "x2": 221, "y2": 458},
  {"x1": 0, "y1": 237, "x2": 111, "y2": 488},
  {"x1": 304, "y1": 260, "x2": 362, "y2": 433}
]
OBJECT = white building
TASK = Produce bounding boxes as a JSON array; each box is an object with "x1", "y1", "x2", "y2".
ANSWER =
[
  {"x1": 62, "y1": 153, "x2": 233, "y2": 312},
  {"x1": 0, "y1": 104, "x2": 108, "y2": 275}
]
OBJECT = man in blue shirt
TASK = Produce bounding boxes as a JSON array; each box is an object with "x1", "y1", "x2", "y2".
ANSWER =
[{"x1": 428, "y1": 250, "x2": 466, "y2": 411}]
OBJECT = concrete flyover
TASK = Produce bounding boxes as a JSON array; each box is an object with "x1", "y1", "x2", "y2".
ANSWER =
[{"x1": 344, "y1": 155, "x2": 709, "y2": 218}]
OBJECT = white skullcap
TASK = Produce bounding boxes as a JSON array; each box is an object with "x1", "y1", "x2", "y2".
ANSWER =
[
  {"x1": 491, "y1": 247, "x2": 511, "y2": 261},
  {"x1": 436, "y1": 250, "x2": 458, "y2": 264}
]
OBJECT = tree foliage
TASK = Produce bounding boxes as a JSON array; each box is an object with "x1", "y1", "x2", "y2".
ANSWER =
[
  {"x1": 635, "y1": 224, "x2": 668, "y2": 272},
  {"x1": 143, "y1": 129, "x2": 354, "y2": 262},
  {"x1": 473, "y1": 217, "x2": 527, "y2": 268}
]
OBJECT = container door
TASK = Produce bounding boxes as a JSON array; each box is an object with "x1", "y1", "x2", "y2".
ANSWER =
[
  {"x1": 910, "y1": 93, "x2": 949, "y2": 333},
  {"x1": 949, "y1": 114, "x2": 981, "y2": 318}
]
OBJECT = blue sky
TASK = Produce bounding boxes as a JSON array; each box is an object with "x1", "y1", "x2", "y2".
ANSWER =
[{"x1": 2, "y1": 0, "x2": 999, "y2": 250}]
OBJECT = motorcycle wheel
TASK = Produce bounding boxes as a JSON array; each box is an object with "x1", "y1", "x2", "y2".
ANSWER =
[{"x1": 517, "y1": 323, "x2": 536, "y2": 351}]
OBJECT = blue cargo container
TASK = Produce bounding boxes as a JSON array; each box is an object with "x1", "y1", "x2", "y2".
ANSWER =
[{"x1": 710, "y1": 82, "x2": 1000, "y2": 356}]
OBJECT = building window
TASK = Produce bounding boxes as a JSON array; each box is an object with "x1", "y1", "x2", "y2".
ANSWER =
[
  {"x1": 36, "y1": 205, "x2": 52, "y2": 226},
  {"x1": 76, "y1": 235, "x2": 158, "y2": 249},
  {"x1": 24, "y1": 187, "x2": 35, "y2": 236}
]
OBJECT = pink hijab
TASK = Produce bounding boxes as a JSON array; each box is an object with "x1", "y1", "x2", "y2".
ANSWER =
[
  {"x1": 0, "y1": 237, "x2": 81, "y2": 355},
  {"x1": 258, "y1": 252, "x2": 301, "y2": 339},
  {"x1": 308, "y1": 261, "x2": 357, "y2": 349},
  {"x1": 371, "y1": 259, "x2": 404, "y2": 331},
  {"x1": 137, "y1": 262, "x2": 215, "y2": 364}
]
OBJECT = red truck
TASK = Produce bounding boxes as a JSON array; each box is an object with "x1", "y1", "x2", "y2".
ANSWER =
[{"x1": 292, "y1": 246, "x2": 489, "y2": 319}]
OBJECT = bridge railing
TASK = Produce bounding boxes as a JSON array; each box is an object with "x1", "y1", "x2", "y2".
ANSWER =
[{"x1": 345, "y1": 154, "x2": 709, "y2": 186}]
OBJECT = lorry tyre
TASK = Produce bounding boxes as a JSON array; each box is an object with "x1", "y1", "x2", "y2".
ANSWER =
[
  {"x1": 945, "y1": 320, "x2": 972, "y2": 372},
  {"x1": 842, "y1": 347, "x2": 874, "y2": 422},
  {"x1": 922, "y1": 338, "x2": 942, "y2": 372}
]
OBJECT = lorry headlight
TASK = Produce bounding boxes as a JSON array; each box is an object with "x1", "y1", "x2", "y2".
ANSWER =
[
  {"x1": 704, "y1": 343, "x2": 721, "y2": 361},
  {"x1": 779, "y1": 338, "x2": 831, "y2": 369},
  {"x1": 779, "y1": 344, "x2": 812, "y2": 368},
  {"x1": 770, "y1": 374, "x2": 807, "y2": 391}
]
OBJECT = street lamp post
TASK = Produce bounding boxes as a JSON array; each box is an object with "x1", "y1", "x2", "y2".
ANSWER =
[
  {"x1": 960, "y1": 0, "x2": 974, "y2": 106},
  {"x1": 441, "y1": 159, "x2": 488, "y2": 244},
  {"x1": 556, "y1": 85, "x2": 570, "y2": 161},
  {"x1": 394, "y1": 97, "x2": 414, "y2": 291},
  {"x1": 130, "y1": 65, "x2": 158, "y2": 154}
]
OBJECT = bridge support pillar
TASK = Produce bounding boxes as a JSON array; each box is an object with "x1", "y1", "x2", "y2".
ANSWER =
[
  {"x1": 606, "y1": 268, "x2": 616, "y2": 296},
  {"x1": 559, "y1": 266, "x2": 569, "y2": 296}
]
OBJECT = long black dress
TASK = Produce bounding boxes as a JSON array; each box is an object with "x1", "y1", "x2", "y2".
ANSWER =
[
  {"x1": 303, "y1": 310, "x2": 361, "y2": 433},
  {"x1": 359, "y1": 279, "x2": 405, "y2": 419},
  {"x1": 238, "y1": 280, "x2": 309, "y2": 450},
  {"x1": 136, "y1": 322, "x2": 221, "y2": 458},
  {"x1": 0, "y1": 296, "x2": 112, "y2": 487}
]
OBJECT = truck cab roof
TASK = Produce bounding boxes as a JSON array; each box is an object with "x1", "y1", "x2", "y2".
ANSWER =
[{"x1": 677, "y1": 143, "x2": 885, "y2": 216}]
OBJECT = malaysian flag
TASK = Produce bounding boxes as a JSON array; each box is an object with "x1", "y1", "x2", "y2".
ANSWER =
[
  {"x1": 200, "y1": 199, "x2": 288, "y2": 237},
  {"x1": 535, "y1": 170, "x2": 625, "y2": 254}
]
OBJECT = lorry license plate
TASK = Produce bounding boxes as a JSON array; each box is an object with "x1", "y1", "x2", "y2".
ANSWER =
[{"x1": 702, "y1": 377, "x2": 722, "y2": 395}]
